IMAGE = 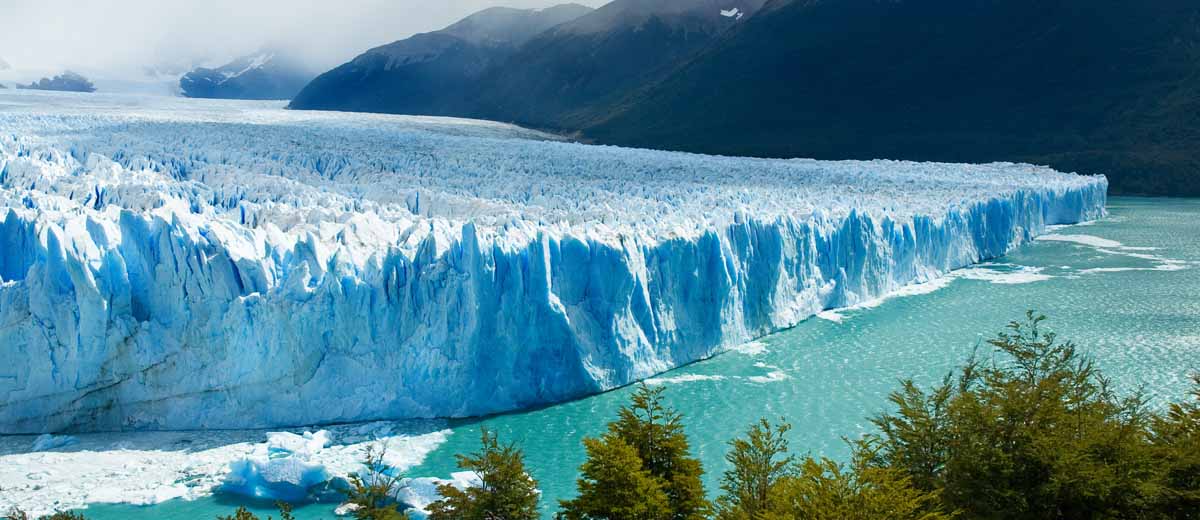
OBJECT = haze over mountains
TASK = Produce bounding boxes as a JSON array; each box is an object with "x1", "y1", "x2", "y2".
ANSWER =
[
  {"x1": 180, "y1": 49, "x2": 318, "y2": 100},
  {"x1": 289, "y1": 4, "x2": 596, "y2": 115},
  {"x1": 290, "y1": 0, "x2": 766, "y2": 130},
  {"x1": 287, "y1": 0, "x2": 1199, "y2": 197}
]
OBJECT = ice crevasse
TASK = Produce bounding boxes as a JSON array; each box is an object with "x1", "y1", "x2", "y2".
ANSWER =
[{"x1": 0, "y1": 92, "x2": 1108, "y2": 433}]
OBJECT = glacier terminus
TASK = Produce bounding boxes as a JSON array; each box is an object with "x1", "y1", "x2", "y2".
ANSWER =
[{"x1": 0, "y1": 91, "x2": 1108, "y2": 433}]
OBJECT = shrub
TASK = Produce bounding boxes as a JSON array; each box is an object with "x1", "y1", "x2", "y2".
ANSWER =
[{"x1": 428, "y1": 428, "x2": 540, "y2": 520}]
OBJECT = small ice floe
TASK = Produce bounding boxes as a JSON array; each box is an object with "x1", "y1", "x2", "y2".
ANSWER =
[
  {"x1": 730, "y1": 341, "x2": 768, "y2": 356},
  {"x1": 399, "y1": 472, "x2": 482, "y2": 514},
  {"x1": 1037, "y1": 233, "x2": 1190, "y2": 274},
  {"x1": 644, "y1": 374, "x2": 727, "y2": 385},
  {"x1": 956, "y1": 264, "x2": 1052, "y2": 285},
  {"x1": 748, "y1": 362, "x2": 790, "y2": 384}
]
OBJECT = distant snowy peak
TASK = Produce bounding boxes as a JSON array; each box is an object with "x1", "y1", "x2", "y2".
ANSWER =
[
  {"x1": 180, "y1": 50, "x2": 316, "y2": 100},
  {"x1": 0, "y1": 57, "x2": 10, "y2": 71},
  {"x1": 220, "y1": 51, "x2": 277, "y2": 79},
  {"x1": 557, "y1": 0, "x2": 768, "y2": 34}
]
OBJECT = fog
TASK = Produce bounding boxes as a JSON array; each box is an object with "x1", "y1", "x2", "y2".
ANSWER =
[{"x1": 0, "y1": 0, "x2": 607, "y2": 76}]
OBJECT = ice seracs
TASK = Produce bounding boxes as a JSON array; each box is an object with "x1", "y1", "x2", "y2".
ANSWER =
[{"x1": 0, "y1": 91, "x2": 1108, "y2": 433}]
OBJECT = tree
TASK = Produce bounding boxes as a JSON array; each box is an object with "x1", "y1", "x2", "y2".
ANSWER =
[
  {"x1": 215, "y1": 502, "x2": 295, "y2": 520},
  {"x1": 428, "y1": 428, "x2": 540, "y2": 520},
  {"x1": 1151, "y1": 374, "x2": 1200, "y2": 517},
  {"x1": 343, "y1": 445, "x2": 409, "y2": 520},
  {"x1": 560, "y1": 384, "x2": 709, "y2": 520},
  {"x1": 4, "y1": 510, "x2": 88, "y2": 520},
  {"x1": 559, "y1": 434, "x2": 671, "y2": 520},
  {"x1": 714, "y1": 420, "x2": 945, "y2": 520},
  {"x1": 3, "y1": 509, "x2": 30, "y2": 520},
  {"x1": 608, "y1": 384, "x2": 710, "y2": 520},
  {"x1": 764, "y1": 443, "x2": 948, "y2": 520},
  {"x1": 216, "y1": 508, "x2": 260, "y2": 520},
  {"x1": 870, "y1": 312, "x2": 1161, "y2": 519},
  {"x1": 716, "y1": 419, "x2": 794, "y2": 520}
]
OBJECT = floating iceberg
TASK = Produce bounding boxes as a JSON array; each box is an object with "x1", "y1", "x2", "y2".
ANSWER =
[
  {"x1": 30, "y1": 434, "x2": 78, "y2": 451},
  {"x1": 220, "y1": 431, "x2": 338, "y2": 502},
  {"x1": 0, "y1": 91, "x2": 1108, "y2": 433}
]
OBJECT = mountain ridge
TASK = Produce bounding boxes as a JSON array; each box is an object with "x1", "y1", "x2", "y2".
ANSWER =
[
  {"x1": 181, "y1": 49, "x2": 318, "y2": 100},
  {"x1": 587, "y1": 0, "x2": 1200, "y2": 196},
  {"x1": 287, "y1": 0, "x2": 762, "y2": 127}
]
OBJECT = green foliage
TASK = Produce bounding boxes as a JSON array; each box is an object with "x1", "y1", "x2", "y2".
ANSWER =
[
  {"x1": 3, "y1": 508, "x2": 30, "y2": 520},
  {"x1": 216, "y1": 507, "x2": 260, "y2": 520},
  {"x1": 715, "y1": 420, "x2": 946, "y2": 520},
  {"x1": 559, "y1": 434, "x2": 672, "y2": 520},
  {"x1": 764, "y1": 444, "x2": 948, "y2": 520},
  {"x1": 344, "y1": 445, "x2": 409, "y2": 520},
  {"x1": 4, "y1": 509, "x2": 88, "y2": 520},
  {"x1": 1151, "y1": 374, "x2": 1200, "y2": 516},
  {"x1": 427, "y1": 427, "x2": 540, "y2": 520},
  {"x1": 715, "y1": 419, "x2": 794, "y2": 520},
  {"x1": 560, "y1": 384, "x2": 710, "y2": 520},
  {"x1": 870, "y1": 312, "x2": 1167, "y2": 518},
  {"x1": 215, "y1": 502, "x2": 295, "y2": 520}
]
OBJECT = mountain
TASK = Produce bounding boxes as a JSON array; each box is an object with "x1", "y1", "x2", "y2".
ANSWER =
[
  {"x1": 469, "y1": 0, "x2": 768, "y2": 130},
  {"x1": 0, "y1": 57, "x2": 10, "y2": 71},
  {"x1": 289, "y1": 4, "x2": 595, "y2": 114},
  {"x1": 16, "y1": 71, "x2": 96, "y2": 93},
  {"x1": 591, "y1": 0, "x2": 1200, "y2": 196},
  {"x1": 181, "y1": 50, "x2": 317, "y2": 100}
]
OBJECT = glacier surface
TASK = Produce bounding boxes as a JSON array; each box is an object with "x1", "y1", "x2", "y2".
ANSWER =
[{"x1": 0, "y1": 90, "x2": 1108, "y2": 433}]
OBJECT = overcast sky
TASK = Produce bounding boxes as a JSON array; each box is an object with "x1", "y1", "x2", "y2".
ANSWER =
[{"x1": 0, "y1": 0, "x2": 608, "y2": 75}]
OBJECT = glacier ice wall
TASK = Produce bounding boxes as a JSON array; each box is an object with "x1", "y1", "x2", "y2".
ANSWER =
[{"x1": 0, "y1": 92, "x2": 1108, "y2": 433}]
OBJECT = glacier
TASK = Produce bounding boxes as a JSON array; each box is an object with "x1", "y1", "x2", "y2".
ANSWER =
[{"x1": 0, "y1": 90, "x2": 1108, "y2": 433}]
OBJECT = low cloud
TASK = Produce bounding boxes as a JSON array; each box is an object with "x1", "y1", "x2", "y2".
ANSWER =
[{"x1": 0, "y1": 0, "x2": 606, "y2": 75}]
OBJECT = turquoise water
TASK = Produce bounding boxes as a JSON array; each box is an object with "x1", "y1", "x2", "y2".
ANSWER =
[{"x1": 76, "y1": 197, "x2": 1200, "y2": 519}]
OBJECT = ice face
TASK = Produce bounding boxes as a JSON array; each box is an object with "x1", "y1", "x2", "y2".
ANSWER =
[{"x1": 0, "y1": 91, "x2": 1108, "y2": 433}]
